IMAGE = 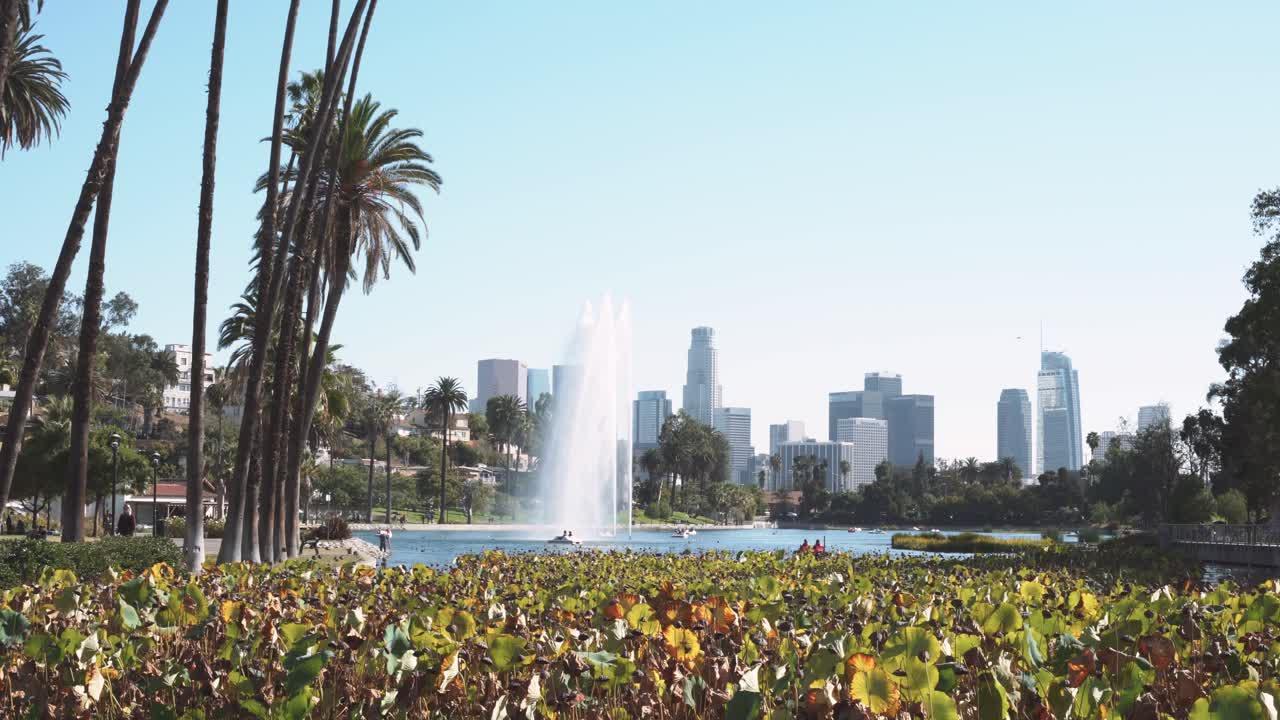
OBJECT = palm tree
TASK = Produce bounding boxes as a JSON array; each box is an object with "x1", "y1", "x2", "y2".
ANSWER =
[
  {"x1": 183, "y1": 0, "x2": 228, "y2": 572},
  {"x1": 1086, "y1": 431, "x2": 1100, "y2": 460},
  {"x1": 486, "y1": 394, "x2": 525, "y2": 501},
  {"x1": 639, "y1": 447, "x2": 662, "y2": 504},
  {"x1": 422, "y1": 377, "x2": 467, "y2": 524},
  {"x1": 961, "y1": 457, "x2": 981, "y2": 485},
  {"x1": 838, "y1": 460, "x2": 851, "y2": 488},
  {"x1": 205, "y1": 376, "x2": 229, "y2": 518},
  {"x1": 0, "y1": 26, "x2": 67, "y2": 154},
  {"x1": 359, "y1": 388, "x2": 383, "y2": 523},
  {"x1": 380, "y1": 387, "x2": 406, "y2": 524},
  {"x1": 0, "y1": 0, "x2": 168, "y2": 524},
  {"x1": 998, "y1": 456, "x2": 1017, "y2": 485}
]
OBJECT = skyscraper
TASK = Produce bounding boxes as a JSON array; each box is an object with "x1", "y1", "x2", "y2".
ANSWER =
[
  {"x1": 476, "y1": 359, "x2": 527, "y2": 412},
  {"x1": 714, "y1": 407, "x2": 753, "y2": 484},
  {"x1": 552, "y1": 364, "x2": 581, "y2": 407},
  {"x1": 776, "y1": 441, "x2": 857, "y2": 493},
  {"x1": 1137, "y1": 403, "x2": 1171, "y2": 432},
  {"x1": 835, "y1": 417, "x2": 888, "y2": 489},
  {"x1": 1038, "y1": 351, "x2": 1082, "y2": 472},
  {"x1": 864, "y1": 372, "x2": 903, "y2": 399},
  {"x1": 996, "y1": 388, "x2": 1033, "y2": 478},
  {"x1": 828, "y1": 373, "x2": 902, "y2": 440},
  {"x1": 886, "y1": 394, "x2": 934, "y2": 466},
  {"x1": 828, "y1": 391, "x2": 865, "y2": 441},
  {"x1": 769, "y1": 420, "x2": 806, "y2": 455},
  {"x1": 633, "y1": 390, "x2": 672, "y2": 451},
  {"x1": 526, "y1": 368, "x2": 551, "y2": 409},
  {"x1": 682, "y1": 326, "x2": 722, "y2": 426}
]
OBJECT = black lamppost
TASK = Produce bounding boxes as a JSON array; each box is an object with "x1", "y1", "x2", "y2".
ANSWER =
[
  {"x1": 150, "y1": 452, "x2": 161, "y2": 537},
  {"x1": 109, "y1": 433, "x2": 120, "y2": 535}
]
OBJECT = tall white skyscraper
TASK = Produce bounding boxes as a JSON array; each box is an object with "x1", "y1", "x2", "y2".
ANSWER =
[
  {"x1": 775, "y1": 441, "x2": 857, "y2": 493},
  {"x1": 682, "y1": 326, "x2": 722, "y2": 426},
  {"x1": 769, "y1": 420, "x2": 806, "y2": 455},
  {"x1": 997, "y1": 388, "x2": 1033, "y2": 478},
  {"x1": 714, "y1": 406, "x2": 753, "y2": 484},
  {"x1": 1137, "y1": 403, "x2": 1171, "y2": 432},
  {"x1": 1038, "y1": 351, "x2": 1083, "y2": 473},
  {"x1": 835, "y1": 417, "x2": 888, "y2": 489},
  {"x1": 476, "y1": 358, "x2": 527, "y2": 412}
]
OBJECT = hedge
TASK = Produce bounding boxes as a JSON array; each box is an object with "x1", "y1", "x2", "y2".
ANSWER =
[{"x1": 0, "y1": 536, "x2": 183, "y2": 588}]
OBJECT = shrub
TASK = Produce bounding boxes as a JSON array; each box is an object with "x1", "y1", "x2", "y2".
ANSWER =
[
  {"x1": 1215, "y1": 489, "x2": 1248, "y2": 524},
  {"x1": 163, "y1": 516, "x2": 224, "y2": 539},
  {"x1": 891, "y1": 532, "x2": 1050, "y2": 553},
  {"x1": 645, "y1": 500, "x2": 672, "y2": 520},
  {"x1": 313, "y1": 515, "x2": 351, "y2": 540},
  {"x1": 1041, "y1": 528, "x2": 1063, "y2": 542},
  {"x1": 1077, "y1": 526, "x2": 1103, "y2": 543},
  {"x1": 0, "y1": 536, "x2": 183, "y2": 588}
]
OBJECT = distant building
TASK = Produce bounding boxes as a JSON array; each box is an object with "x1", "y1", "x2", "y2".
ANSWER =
[
  {"x1": 552, "y1": 364, "x2": 582, "y2": 409},
  {"x1": 768, "y1": 420, "x2": 806, "y2": 456},
  {"x1": 835, "y1": 417, "x2": 888, "y2": 489},
  {"x1": 996, "y1": 389, "x2": 1033, "y2": 478},
  {"x1": 163, "y1": 343, "x2": 214, "y2": 413},
  {"x1": 1137, "y1": 403, "x2": 1171, "y2": 432},
  {"x1": 863, "y1": 372, "x2": 903, "y2": 398},
  {"x1": 400, "y1": 408, "x2": 470, "y2": 443},
  {"x1": 714, "y1": 407, "x2": 754, "y2": 484},
  {"x1": 829, "y1": 391, "x2": 880, "y2": 440},
  {"x1": 527, "y1": 368, "x2": 551, "y2": 409},
  {"x1": 682, "y1": 327, "x2": 722, "y2": 426},
  {"x1": 750, "y1": 453, "x2": 773, "y2": 487},
  {"x1": 1038, "y1": 351, "x2": 1083, "y2": 472},
  {"x1": 1092, "y1": 430, "x2": 1135, "y2": 463},
  {"x1": 775, "y1": 440, "x2": 857, "y2": 493},
  {"x1": 886, "y1": 394, "x2": 934, "y2": 466},
  {"x1": 476, "y1": 359, "x2": 527, "y2": 413},
  {"x1": 633, "y1": 390, "x2": 673, "y2": 452}
]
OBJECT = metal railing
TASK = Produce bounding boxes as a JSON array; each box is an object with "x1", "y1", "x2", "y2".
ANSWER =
[{"x1": 1162, "y1": 524, "x2": 1280, "y2": 547}]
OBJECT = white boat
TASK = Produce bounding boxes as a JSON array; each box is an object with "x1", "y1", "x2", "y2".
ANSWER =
[
  {"x1": 548, "y1": 533, "x2": 582, "y2": 545},
  {"x1": 672, "y1": 527, "x2": 696, "y2": 538},
  {"x1": 911, "y1": 526, "x2": 921, "y2": 531},
  {"x1": 931, "y1": 529, "x2": 941, "y2": 533},
  {"x1": 848, "y1": 527, "x2": 862, "y2": 533}
]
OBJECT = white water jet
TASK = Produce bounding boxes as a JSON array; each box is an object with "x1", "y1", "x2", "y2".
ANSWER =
[{"x1": 542, "y1": 296, "x2": 632, "y2": 538}]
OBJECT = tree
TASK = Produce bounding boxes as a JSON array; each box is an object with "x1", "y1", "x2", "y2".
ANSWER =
[
  {"x1": 1215, "y1": 489, "x2": 1248, "y2": 524},
  {"x1": 62, "y1": 0, "x2": 140, "y2": 543},
  {"x1": 422, "y1": 377, "x2": 467, "y2": 523},
  {"x1": 0, "y1": 0, "x2": 169, "y2": 521},
  {"x1": 1085, "y1": 431, "x2": 1100, "y2": 460},
  {"x1": 182, "y1": 0, "x2": 228, "y2": 572},
  {"x1": 0, "y1": 15, "x2": 68, "y2": 154},
  {"x1": 486, "y1": 394, "x2": 526, "y2": 499}
]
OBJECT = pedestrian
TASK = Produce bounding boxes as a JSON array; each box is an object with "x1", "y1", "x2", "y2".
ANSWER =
[{"x1": 117, "y1": 504, "x2": 136, "y2": 537}]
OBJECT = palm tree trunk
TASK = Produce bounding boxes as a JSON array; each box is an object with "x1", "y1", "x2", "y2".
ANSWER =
[
  {"x1": 258, "y1": 407, "x2": 277, "y2": 562},
  {"x1": 263, "y1": 230, "x2": 308, "y2": 559},
  {"x1": 0, "y1": 0, "x2": 168, "y2": 518},
  {"x1": 241, "y1": 430, "x2": 261, "y2": 562},
  {"x1": 366, "y1": 429, "x2": 376, "y2": 523},
  {"x1": 220, "y1": 0, "x2": 365, "y2": 564},
  {"x1": 439, "y1": 410, "x2": 450, "y2": 524},
  {"x1": 385, "y1": 431, "x2": 392, "y2": 525},
  {"x1": 183, "y1": 0, "x2": 228, "y2": 573},
  {"x1": 63, "y1": 1, "x2": 140, "y2": 543},
  {"x1": 0, "y1": 0, "x2": 20, "y2": 113}
]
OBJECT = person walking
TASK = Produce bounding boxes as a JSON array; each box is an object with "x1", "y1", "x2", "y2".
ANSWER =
[{"x1": 117, "y1": 504, "x2": 136, "y2": 537}]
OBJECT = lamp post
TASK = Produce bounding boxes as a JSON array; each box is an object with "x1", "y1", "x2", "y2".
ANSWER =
[
  {"x1": 150, "y1": 452, "x2": 161, "y2": 537},
  {"x1": 109, "y1": 433, "x2": 120, "y2": 536}
]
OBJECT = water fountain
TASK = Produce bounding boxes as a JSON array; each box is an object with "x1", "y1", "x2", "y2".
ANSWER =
[{"x1": 540, "y1": 296, "x2": 633, "y2": 538}]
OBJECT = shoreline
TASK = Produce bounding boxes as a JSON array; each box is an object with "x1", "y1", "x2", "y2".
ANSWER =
[{"x1": 343, "y1": 522, "x2": 764, "y2": 533}]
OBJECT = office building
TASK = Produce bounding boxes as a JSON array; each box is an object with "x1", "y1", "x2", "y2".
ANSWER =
[
  {"x1": 682, "y1": 326, "x2": 722, "y2": 426},
  {"x1": 552, "y1": 364, "x2": 582, "y2": 407},
  {"x1": 526, "y1": 368, "x2": 551, "y2": 409},
  {"x1": 750, "y1": 453, "x2": 773, "y2": 487},
  {"x1": 835, "y1": 417, "x2": 888, "y2": 488},
  {"x1": 1038, "y1": 351, "x2": 1083, "y2": 472},
  {"x1": 476, "y1": 358, "x2": 527, "y2": 413},
  {"x1": 1137, "y1": 404, "x2": 1171, "y2": 432},
  {"x1": 828, "y1": 373, "x2": 904, "y2": 440},
  {"x1": 162, "y1": 343, "x2": 214, "y2": 412},
  {"x1": 633, "y1": 390, "x2": 673, "y2": 451},
  {"x1": 996, "y1": 388, "x2": 1033, "y2": 478},
  {"x1": 864, "y1": 372, "x2": 903, "y2": 398},
  {"x1": 714, "y1": 407, "x2": 754, "y2": 484},
  {"x1": 775, "y1": 441, "x2": 857, "y2": 493},
  {"x1": 886, "y1": 394, "x2": 935, "y2": 466},
  {"x1": 1092, "y1": 430, "x2": 1135, "y2": 463},
  {"x1": 769, "y1": 420, "x2": 806, "y2": 455}
]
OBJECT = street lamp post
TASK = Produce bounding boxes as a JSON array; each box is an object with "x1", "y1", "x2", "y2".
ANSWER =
[
  {"x1": 109, "y1": 433, "x2": 120, "y2": 536},
  {"x1": 150, "y1": 452, "x2": 161, "y2": 537}
]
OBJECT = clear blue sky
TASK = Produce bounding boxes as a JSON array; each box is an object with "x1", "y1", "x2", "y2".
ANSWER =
[{"x1": 3, "y1": 1, "x2": 1278, "y2": 460}]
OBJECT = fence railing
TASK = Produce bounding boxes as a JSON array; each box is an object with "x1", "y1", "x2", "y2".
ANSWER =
[{"x1": 1162, "y1": 524, "x2": 1280, "y2": 547}]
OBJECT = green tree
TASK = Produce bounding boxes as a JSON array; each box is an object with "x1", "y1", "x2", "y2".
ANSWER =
[
  {"x1": 422, "y1": 377, "x2": 468, "y2": 524},
  {"x1": 0, "y1": 23, "x2": 67, "y2": 154},
  {"x1": 1215, "y1": 489, "x2": 1248, "y2": 524}
]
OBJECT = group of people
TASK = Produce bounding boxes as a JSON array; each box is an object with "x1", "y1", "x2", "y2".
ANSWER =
[
  {"x1": 797, "y1": 538, "x2": 826, "y2": 555},
  {"x1": 376, "y1": 527, "x2": 394, "y2": 553}
]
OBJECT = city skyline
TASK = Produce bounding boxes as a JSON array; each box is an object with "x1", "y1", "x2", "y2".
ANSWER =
[{"x1": 5, "y1": 3, "x2": 1271, "y2": 461}]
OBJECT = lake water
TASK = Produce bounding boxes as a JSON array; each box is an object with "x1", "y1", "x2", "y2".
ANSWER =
[{"x1": 355, "y1": 527, "x2": 1049, "y2": 567}]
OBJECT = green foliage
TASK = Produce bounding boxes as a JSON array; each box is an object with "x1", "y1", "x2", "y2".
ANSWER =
[
  {"x1": 890, "y1": 532, "x2": 1051, "y2": 553},
  {"x1": 163, "y1": 517, "x2": 225, "y2": 539},
  {"x1": 1215, "y1": 489, "x2": 1249, "y2": 524},
  {"x1": 0, "y1": 536, "x2": 181, "y2": 588},
  {"x1": 313, "y1": 516, "x2": 351, "y2": 540},
  {"x1": 1076, "y1": 526, "x2": 1103, "y2": 543},
  {"x1": 645, "y1": 499, "x2": 673, "y2": 520}
]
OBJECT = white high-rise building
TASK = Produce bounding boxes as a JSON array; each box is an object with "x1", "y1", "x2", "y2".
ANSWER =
[
  {"x1": 768, "y1": 420, "x2": 806, "y2": 455},
  {"x1": 682, "y1": 326, "x2": 722, "y2": 426},
  {"x1": 163, "y1": 343, "x2": 214, "y2": 412},
  {"x1": 835, "y1": 417, "x2": 888, "y2": 489},
  {"x1": 1137, "y1": 404, "x2": 1171, "y2": 432},
  {"x1": 775, "y1": 441, "x2": 857, "y2": 493},
  {"x1": 714, "y1": 407, "x2": 754, "y2": 484},
  {"x1": 1092, "y1": 430, "x2": 1136, "y2": 462}
]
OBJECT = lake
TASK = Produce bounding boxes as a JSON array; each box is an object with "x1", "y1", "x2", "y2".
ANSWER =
[{"x1": 355, "y1": 526, "x2": 1050, "y2": 567}]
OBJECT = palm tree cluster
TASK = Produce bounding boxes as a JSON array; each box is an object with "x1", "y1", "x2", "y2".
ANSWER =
[
  {"x1": 636, "y1": 411, "x2": 731, "y2": 516},
  {"x1": 0, "y1": 2, "x2": 442, "y2": 570}
]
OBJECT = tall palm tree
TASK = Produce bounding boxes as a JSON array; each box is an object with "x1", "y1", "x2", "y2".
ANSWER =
[
  {"x1": 0, "y1": 26, "x2": 67, "y2": 155},
  {"x1": 380, "y1": 387, "x2": 406, "y2": 524},
  {"x1": 486, "y1": 394, "x2": 525, "y2": 497},
  {"x1": 65, "y1": 0, "x2": 136, "y2": 541},
  {"x1": 0, "y1": 0, "x2": 168, "y2": 522},
  {"x1": 422, "y1": 377, "x2": 467, "y2": 524},
  {"x1": 639, "y1": 447, "x2": 662, "y2": 504},
  {"x1": 960, "y1": 457, "x2": 981, "y2": 485},
  {"x1": 183, "y1": 0, "x2": 228, "y2": 573},
  {"x1": 359, "y1": 388, "x2": 383, "y2": 523}
]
